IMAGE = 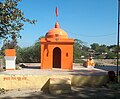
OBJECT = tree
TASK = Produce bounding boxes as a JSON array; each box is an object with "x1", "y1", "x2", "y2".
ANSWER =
[
  {"x1": 106, "y1": 51, "x2": 116, "y2": 59},
  {"x1": 99, "y1": 44, "x2": 108, "y2": 53},
  {"x1": 16, "y1": 37, "x2": 42, "y2": 63},
  {"x1": 0, "y1": 0, "x2": 36, "y2": 47},
  {"x1": 16, "y1": 44, "x2": 40, "y2": 63},
  {"x1": 90, "y1": 43, "x2": 99, "y2": 52},
  {"x1": 73, "y1": 39, "x2": 87, "y2": 62}
]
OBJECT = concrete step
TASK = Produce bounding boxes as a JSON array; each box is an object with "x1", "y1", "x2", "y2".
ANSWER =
[{"x1": 49, "y1": 77, "x2": 71, "y2": 95}]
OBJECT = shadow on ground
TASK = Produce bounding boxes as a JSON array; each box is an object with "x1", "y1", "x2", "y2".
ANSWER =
[
  {"x1": 22, "y1": 66, "x2": 40, "y2": 69},
  {"x1": 1, "y1": 87, "x2": 120, "y2": 99},
  {"x1": 95, "y1": 66, "x2": 120, "y2": 72}
]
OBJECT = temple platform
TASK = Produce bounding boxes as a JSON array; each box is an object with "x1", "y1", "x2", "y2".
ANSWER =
[
  {"x1": 0, "y1": 64, "x2": 109, "y2": 93},
  {"x1": 0, "y1": 66, "x2": 107, "y2": 76}
]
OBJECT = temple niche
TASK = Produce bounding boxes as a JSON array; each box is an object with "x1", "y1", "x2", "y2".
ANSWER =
[{"x1": 40, "y1": 22, "x2": 74, "y2": 70}]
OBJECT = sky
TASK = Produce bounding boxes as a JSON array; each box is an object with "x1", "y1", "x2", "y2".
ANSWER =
[{"x1": 0, "y1": 0, "x2": 118, "y2": 48}]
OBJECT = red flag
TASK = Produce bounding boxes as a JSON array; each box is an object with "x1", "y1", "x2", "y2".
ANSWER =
[{"x1": 55, "y1": 7, "x2": 58, "y2": 17}]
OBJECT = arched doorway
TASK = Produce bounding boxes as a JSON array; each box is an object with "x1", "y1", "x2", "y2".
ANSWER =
[{"x1": 53, "y1": 47, "x2": 61, "y2": 68}]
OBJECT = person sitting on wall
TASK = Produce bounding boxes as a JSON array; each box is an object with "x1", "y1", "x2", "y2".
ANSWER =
[{"x1": 86, "y1": 56, "x2": 95, "y2": 68}]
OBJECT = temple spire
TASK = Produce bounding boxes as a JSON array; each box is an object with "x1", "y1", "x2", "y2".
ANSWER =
[{"x1": 55, "y1": 22, "x2": 60, "y2": 28}]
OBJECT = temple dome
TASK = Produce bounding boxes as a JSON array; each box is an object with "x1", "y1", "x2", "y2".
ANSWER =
[{"x1": 45, "y1": 22, "x2": 68, "y2": 39}]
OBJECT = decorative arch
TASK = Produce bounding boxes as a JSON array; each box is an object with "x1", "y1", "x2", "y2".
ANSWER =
[{"x1": 53, "y1": 47, "x2": 61, "y2": 68}]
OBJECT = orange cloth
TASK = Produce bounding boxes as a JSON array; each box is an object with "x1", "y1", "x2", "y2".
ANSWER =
[{"x1": 86, "y1": 59, "x2": 95, "y2": 66}]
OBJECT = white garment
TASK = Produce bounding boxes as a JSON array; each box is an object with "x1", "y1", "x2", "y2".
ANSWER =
[{"x1": 87, "y1": 66, "x2": 94, "y2": 69}]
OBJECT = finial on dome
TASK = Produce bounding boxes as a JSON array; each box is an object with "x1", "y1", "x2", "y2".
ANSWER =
[{"x1": 55, "y1": 22, "x2": 60, "y2": 28}]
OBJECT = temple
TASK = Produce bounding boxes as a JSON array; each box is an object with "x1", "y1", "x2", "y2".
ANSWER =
[{"x1": 40, "y1": 21, "x2": 74, "y2": 70}]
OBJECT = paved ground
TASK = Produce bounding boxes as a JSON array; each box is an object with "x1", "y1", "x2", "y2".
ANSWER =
[
  {"x1": 0, "y1": 63, "x2": 119, "y2": 75},
  {"x1": 0, "y1": 65, "x2": 108, "y2": 76}
]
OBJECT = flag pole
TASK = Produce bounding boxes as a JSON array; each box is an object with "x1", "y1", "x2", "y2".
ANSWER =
[{"x1": 117, "y1": 0, "x2": 120, "y2": 83}]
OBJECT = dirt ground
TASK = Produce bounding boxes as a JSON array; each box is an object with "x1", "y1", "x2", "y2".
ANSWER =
[{"x1": 0, "y1": 87, "x2": 120, "y2": 99}]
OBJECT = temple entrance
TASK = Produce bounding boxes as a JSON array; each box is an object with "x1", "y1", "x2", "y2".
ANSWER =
[{"x1": 53, "y1": 47, "x2": 61, "y2": 68}]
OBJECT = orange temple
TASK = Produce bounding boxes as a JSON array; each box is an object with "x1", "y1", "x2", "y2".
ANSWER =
[{"x1": 40, "y1": 22, "x2": 74, "y2": 70}]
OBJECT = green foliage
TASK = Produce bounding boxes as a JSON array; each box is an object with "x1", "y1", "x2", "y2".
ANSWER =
[
  {"x1": 90, "y1": 43, "x2": 108, "y2": 53},
  {"x1": 106, "y1": 52, "x2": 116, "y2": 59},
  {"x1": 0, "y1": 36, "x2": 118, "y2": 63},
  {"x1": 99, "y1": 44, "x2": 108, "y2": 53},
  {"x1": 90, "y1": 43, "x2": 117, "y2": 59},
  {"x1": 73, "y1": 39, "x2": 117, "y2": 62},
  {"x1": 94, "y1": 55, "x2": 104, "y2": 59},
  {"x1": 108, "y1": 45, "x2": 117, "y2": 51},
  {"x1": 0, "y1": 0, "x2": 37, "y2": 48},
  {"x1": 90, "y1": 43, "x2": 100, "y2": 51},
  {"x1": 16, "y1": 38, "x2": 41, "y2": 63},
  {"x1": 16, "y1": 45, "x2": 40, "y2": 63},
  {"x1": 73, "y1": 39, "x2": 87, "y2": 62},
  {"x1": 2, "y1": 39, "x2": 18, "y2": 49}
]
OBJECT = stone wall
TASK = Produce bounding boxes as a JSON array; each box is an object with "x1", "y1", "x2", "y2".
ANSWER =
[{"x1": 0, "y1": 74, "x2": 108, "y2": 90}]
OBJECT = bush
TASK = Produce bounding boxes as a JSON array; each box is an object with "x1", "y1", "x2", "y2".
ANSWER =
[{"x1": 16, "y1": 42, "x2": 40, "y2": 63}]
